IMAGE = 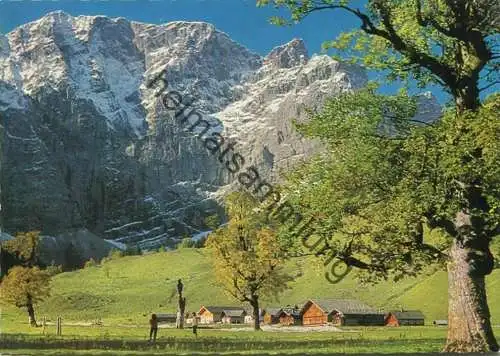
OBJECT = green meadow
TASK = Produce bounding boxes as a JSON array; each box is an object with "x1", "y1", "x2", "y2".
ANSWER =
[
  {"x1": 1, "y1": 248, "x2": 499, "y2": 354},
  {"x1": 0, "y1": 326, "x2": 452, "y2": 355}
]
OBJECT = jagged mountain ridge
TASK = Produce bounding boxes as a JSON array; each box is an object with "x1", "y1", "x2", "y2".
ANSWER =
[{"x1": 0, "y1": 11, "x2": 441, "y2": 249}]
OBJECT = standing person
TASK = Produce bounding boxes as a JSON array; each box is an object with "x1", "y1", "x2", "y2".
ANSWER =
[
  {"x1": 149, "y1": 314, "x2": 158, "y2": 342},
  {"x1": 177, "y1": 279, "x2": 183, "y2": 297},
  {"x1": 191, "y1": 312, "x2": 198, "y2": 337}
]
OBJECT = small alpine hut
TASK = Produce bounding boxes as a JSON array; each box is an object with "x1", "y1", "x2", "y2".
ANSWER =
[
  {"x1": 198, "y1": 306, "x2": 246, "y2": 324},
  {"x1": 278, "y1": 306, "x2": 302, "y2": 326},
  {"x1": 221, "y1": 309, "x2": 247, "y2": 324},
  {"x1": 385, "y1": 310, "x2": 425, "y2": 326},
  {"x1": 301, "y1": 299, "x2": 385, "y2": 326},
  {"x1": 155, "y1": 313, "x2": 177, "y2": 324},
  {"x1": 263, "y1": 308, "x2": 281, "y2": 325}
]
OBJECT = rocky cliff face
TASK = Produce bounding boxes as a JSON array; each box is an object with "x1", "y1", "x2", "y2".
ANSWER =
[{"x1": 0, "y1": 12, "x2": 440, "y2": 249}]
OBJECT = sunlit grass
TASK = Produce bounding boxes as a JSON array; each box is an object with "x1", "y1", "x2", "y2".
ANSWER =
[
  {"x1": 1, "y1": 248, "x2": 499, "y2": 354},
  {"x1": 1, "y1": 325, "x2": 451, "y2": 354},
  {"x1": 2, "y1": 248, "x2": 499, "y2": 326}
]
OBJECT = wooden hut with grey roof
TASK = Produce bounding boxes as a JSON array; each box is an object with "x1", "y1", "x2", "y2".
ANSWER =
[
  {"x1": 198, "y1": 306, "x2": 246, "y2": 324},
  {"x1": 385, "y1": 310, "x2": 425, "y2": 326},
  {"x1": 301, "y1": 299, "x2": 385, "y2": 326}
]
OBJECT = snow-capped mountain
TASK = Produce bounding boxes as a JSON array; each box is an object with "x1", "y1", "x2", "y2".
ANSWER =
[{"x1": 0, "y1": 12, "x2": 441, "y2": 248}]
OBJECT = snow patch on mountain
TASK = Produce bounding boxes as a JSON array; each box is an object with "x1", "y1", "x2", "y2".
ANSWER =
[{"x1": 0, "y1": 12, "x2": 442, "y2": 248}]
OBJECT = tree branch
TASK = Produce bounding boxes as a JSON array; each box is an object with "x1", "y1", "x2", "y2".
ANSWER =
[
  {"x1": 479, "y1": 81, "x2": 500, "y2": 92},
  {"x1": 418, "y1": 242, "x2": 449, "y2": 260},
  {"x1": 299, "y1": 0, "x2": 494, "y2": 103},
  {"x1": 371, "y1": 1, "x2": 457, "y2": 88},
  {"x1": 424, "y1": 211, "x2": 458, "y2": 238},
  {"x1": 416, "y1": 0, "x2": 460, "y2": 39},
  {"x1": 408, "y1": 119, "x2": 435, "y2": 126}
]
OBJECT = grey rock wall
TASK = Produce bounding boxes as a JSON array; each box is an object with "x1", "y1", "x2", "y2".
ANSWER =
[{"x1": 0, "y1": 12, "x2": 441, "y2": 249}]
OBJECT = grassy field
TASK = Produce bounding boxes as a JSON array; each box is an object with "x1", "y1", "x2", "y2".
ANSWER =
[
  {"x1": 2, "y1": 248, "x2": 500, "y2": 326},
  {"x1": 0, "y1": 324, "x2": 453, "y2": 355},
  {"x1": 1, "y1": 248, "x2": 499, "y2": 354}
]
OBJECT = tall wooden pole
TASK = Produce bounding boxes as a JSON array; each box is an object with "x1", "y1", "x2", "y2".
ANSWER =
[
  {"x1": 56, "y1": 316, "x2": 62, "y2": 336},
  {"x1": 176, "y1": 279, "x2": 185, "y2": 329}
]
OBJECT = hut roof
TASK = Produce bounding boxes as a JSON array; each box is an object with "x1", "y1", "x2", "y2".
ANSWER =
[
  {"x1": 389, "y1": 310, "x2": 425, "y2": 320},
  {"x1": 263, "y1": 308, "x2": 282, "y2": 316},
  {"x1": 279, "y1": 307, "x2": 301, "y2": 317},
  {"x1": 155, "y1": 313, "x2": 177, "y2": 318},
  {"x1": 307, "y1": 299, "x2": 383, "y2": 315},
  {"x1": 155, "y1": 313, "x2": 177, "y2": 322},
  {"x1": 222, "y1": 309, "x2": 246, "y2": 317},
  {"x1": 200, "y1": 306, "x2": 245, "y2": 315}
]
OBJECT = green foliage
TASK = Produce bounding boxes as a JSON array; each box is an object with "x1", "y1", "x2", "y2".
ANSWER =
[
  {"x1": 206, "y1": 191, "x2": 294, "y2": 305},
  {"x1": 204, "y1": 214, "x2": 221, "y2": 230},
  {"x1": 175, "y1": 233, "x2": 206, "y2": 249},
  {"x1": 124, "y1": 244, "x2": 142, "y2": 256},
  {"x1": 1, "y1": 249, "x2": 499, "y2": 326},
  {"x1": 2, "y1": 231, "x2": 41, "y2": 266},
  {"x1": 45, "y1": 264, "x2": 63, "y2": 277},
  {"x1": 491, "y1": 237, "x2": 500, "y2": 268},
  {"x1": 101, "y1": 249, "x2": 124, "y2": 265},
  {"x1": 194, "y1": 236, "x2": 207, "y2": 248},
  {"x1": 84, "y1": 258, "x2": 98, "y2": 269},
  {"x1": 426, "y1": 95, "x2": 500, "y2": 226},
  {"x1": 108, "y1": 249, "x2": 124, "y2": 260},
  {"x1": 0, "y1": 266, "x2": 51, "y2": 308},
  {"x1": 177, "y1": 238, "x2": 195, "y2": 249},
  {"x1": 258, "y1": 0, "x2": 499, "y2": 109},
  {"x1": 279, "y1": 89, "x2": 499, "y2": 282}
]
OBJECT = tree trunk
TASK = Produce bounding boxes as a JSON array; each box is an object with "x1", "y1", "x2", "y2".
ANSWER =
[
  {"x1": 175, "y1": 308, "x2": 181, "y2": 329},
  {"x1": 453, "y1": 78, "x2": 480, "y2": 113},
  {"x1": 250, "y1": 295, "x2": 261, "y2": 331},
  {"x1": 444, "y1": 241, "x2": 498, "y2": 352},
  {"x1": 27, "y1": 296, "x2": 37, "y2": 327},
  {"x1": 177, "y1": 296, "x2": 186, "y2": 329}
]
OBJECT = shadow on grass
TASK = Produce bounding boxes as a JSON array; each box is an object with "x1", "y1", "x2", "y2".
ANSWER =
[
  {"x1": 0, "y1": 333, "x2": 446, "y2": 354},
  {"x1": 1, "y1": 352, "x2": 482, "y2": 356}
]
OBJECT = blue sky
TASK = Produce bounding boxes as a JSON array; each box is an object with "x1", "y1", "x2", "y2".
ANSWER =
[
  {"x1": 0, "y1": 0, "x2": 451, "y2": 102},
  {"x1": 0, "y1": 0, "x2": 357, "y2": 56}
]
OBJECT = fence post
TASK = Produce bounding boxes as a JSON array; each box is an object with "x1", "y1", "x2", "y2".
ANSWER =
[
  {"x1": 42, "y1": 316, "x2": 46, "y2": 335},
  {"x1": 56, "y1": 316, "x2": 62, "y2": 336}
]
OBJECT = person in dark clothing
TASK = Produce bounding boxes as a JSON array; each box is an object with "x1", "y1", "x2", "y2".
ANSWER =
[
  {"x1": 192, "y1": 312, "x2": 198, "y2": 337},
  {"x1": 177, "y1": 279, "x2": 183, "y2": 296},
  {"x1": 149, "y1": 314, "x2": 158, "y2": 342}
]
